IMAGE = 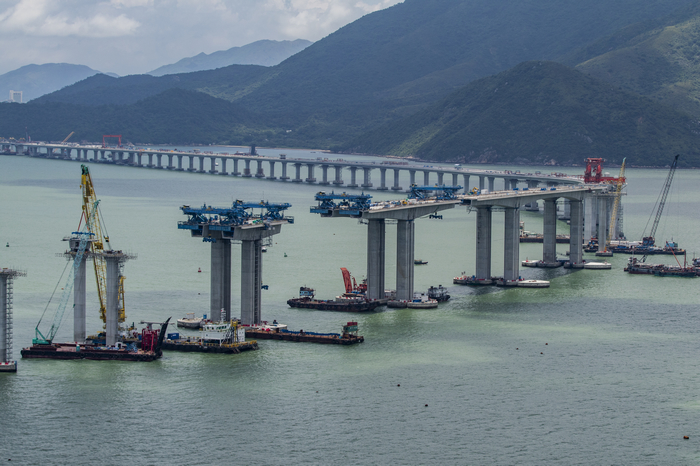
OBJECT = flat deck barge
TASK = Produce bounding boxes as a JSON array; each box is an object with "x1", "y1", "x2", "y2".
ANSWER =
[
  {"x1": 246, "y1": 322, "x2": 364, "y2": 345},
  {"x1": 161, "y1": 340, "x2": 258, "y2": 353},
  {"x1": 21, "y1": 342, "x2": 162, "y2": 361}
]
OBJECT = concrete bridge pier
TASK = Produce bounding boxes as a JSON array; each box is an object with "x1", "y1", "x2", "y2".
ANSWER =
[
  {"x1": 391, "y1": 169, "x2": 402, "y2": 191},
  {"x1": 305, "y1": 164, "x2": 316, "y2": 183},
  {"x1": 105, "y1": 255, "x2": 121, "y2": 346},
  {"x1": 266, "y1": 161, "x2": 276, "y2": 179},
  {"x1": 503, "y1": 207, "x2": 520, "y2": 283},
  {"x1": 542, "y1": 199, "x2": 558, "y2": 264},
  {"x1": 243, "y1": 159, "x2": 252, "y2": 177},
  {"x1": 187, "y1": 155, "x2": 196, "y2": 172},
  {"x1": 423, "y1": 170, "x2": 430, "y2": 185},
  {"x1": 569, "y1": 200, "x2": 584, "y2": 267},
  {"x1": 361, "y1": 167, "x2": 372, "y2": 188},
  {"x1": 333, "y1": 166, "x2": 344, "y2": 185},
  {"x1": 367, "y1": 219, "x2": 386, "y2": 300},
  {"x1": 280, "y1": 161, "x2": 289, "y2": 180},
  {"x1": 175, "y1": 155, "x2": 182, "y2": 171},
  {"x1": 378, "y1": 168, "x2": 388, "y2": 190},
  {"x1": 293, "y1": 163, "x2": 303, "y2": 182},
  {"x1": 198, "y1": 156, "x2": 206, "y2": 173},
  {"x1": 584, "y1": 195, "x2": 595, "y2": 242},
  {"x1": 220, "y1": 157, "x2": 228, "y2": 175},
  {"x1": 209, "y1": 235, "x2": 232, "y2": 323},
  {"x1": 475, "y1": 207, "x2": 492, "y2": 280},
  {"x1": 396, "y1": 219, "x2": 415, "y2": 300},
  {"x1": 488, "y1": 176, "x2": 495, "y2": 192},
  {"x1": 559, "y1": 199, "x2": 571, "y2": 220},
  {"x1": 452, "y1": 173, "x2": 459, "y2": 187},
  {"x1": 71, "y1": 238, "x2": 87, "y2": 343},
  {"x1": 479, "y1": 176, "x2": 485, "y2": 190},
  {"x1": 320, "y1": 165, "x2": 330, "y2": 185},
  {"x1": 255, "y1": 160, "x2": 265, "y2": 178},
  {"x1": 409, "y1": 170, "x2": 416, "y2": 188},
  {"x1": 232, "y1": 158, "x2": 241, "y2": 176},
  {"x1": 462, "y1": 175, "x2": 470, "y2": 193},
  {"x1": 597, "y1": 196, "x2": 609, "y2": 251},
  {"x1": 209, "y1": 157, "x2": 218, "y2": 174},
  {"x1": 348, "y1": 167, "x2": 358, "y2": 188},
  {"x1": 147, "y1": 153, "x2": 154, "y2": 167},
  {"x1": 437, "y1": 172, "x2": 444, "y2": 185}
]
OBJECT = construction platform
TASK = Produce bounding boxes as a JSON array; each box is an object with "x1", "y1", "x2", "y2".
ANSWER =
[
  {"x1": 0, "y1": 361, "x2": 17, "y2": 372},
  {"x1": 161, "y1": 339, "x2": 258, "y2": 354},
  {"x1": 246, "y1": 322, "x2": 364, "y2": 345},
  {"x1": 21, "y1": 342, "x2": 162, "y2": 361}
]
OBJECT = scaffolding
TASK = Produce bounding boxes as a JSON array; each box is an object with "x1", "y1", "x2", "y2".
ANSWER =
[{"x1": 1, "y1": 268, "x2": 26, "y2": 364}]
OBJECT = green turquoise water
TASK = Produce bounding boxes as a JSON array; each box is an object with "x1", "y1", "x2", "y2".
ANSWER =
[{"x1": 1, "y1": 152, "x2": 699, "y2": 465}]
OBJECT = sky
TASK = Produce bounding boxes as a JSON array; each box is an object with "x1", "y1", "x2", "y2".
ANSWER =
[{"x1": 0, "y1": 0, "x2": 402, "y2": 76}]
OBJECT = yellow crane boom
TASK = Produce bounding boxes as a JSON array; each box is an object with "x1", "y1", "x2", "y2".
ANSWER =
[{"x1": 80, "y1": 164, "x2": 127, "y2": 325}]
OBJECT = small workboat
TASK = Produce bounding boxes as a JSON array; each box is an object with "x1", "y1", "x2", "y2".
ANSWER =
[
  {"x1": 177, "y1": 312, "x2": 205, "y2": 329},
  {"x1": 414, "y1": 259, "x2": 428, "y2": 265},
  {"x1": 517, "y1": 279, "x2": 550, "y2": 288},
  {"x1": 406, "y1": 292, "x2": 438, "y2": 309},
  {"x1": 583, "y1": 261, "x2": 612, "y2": 270}
]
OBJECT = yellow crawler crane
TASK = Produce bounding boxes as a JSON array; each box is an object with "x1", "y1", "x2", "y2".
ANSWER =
[{"x1": 80, "y1": 164, "x2": 127, "y2": 326}]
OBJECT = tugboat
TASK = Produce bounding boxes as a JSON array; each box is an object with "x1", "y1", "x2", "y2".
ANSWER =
[
  {"x1": 406, "y1": 292, "x2": 438, "y2": 309},
  {"x1": 414, "y1": 259, "x2": 428, "y2": 265},
  {"x1": 427, "y1": 285, "x2": 450, "y2": 302}
]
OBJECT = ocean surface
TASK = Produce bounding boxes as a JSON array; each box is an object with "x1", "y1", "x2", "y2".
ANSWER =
[{"x1": 1, "y1": 149, "x2": 699, "y2": 465}]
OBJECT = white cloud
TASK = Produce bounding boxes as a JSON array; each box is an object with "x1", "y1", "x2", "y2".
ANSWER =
[{"x1": 0, "y1": 0, "x2": 403, "y2": 75}]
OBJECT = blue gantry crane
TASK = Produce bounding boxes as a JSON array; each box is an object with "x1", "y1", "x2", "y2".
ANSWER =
[
  {"x1": 179, "y1": 200, "x2": 293, "y2": 241},
  {"x1": 311, "y1": 191, "x2": 373, "y2": 217}
]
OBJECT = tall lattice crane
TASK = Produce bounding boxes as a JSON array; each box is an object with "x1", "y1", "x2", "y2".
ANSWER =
[
  {"x1": 642, "y1": 155, "x2": 679, "y2": 249},
  {"x1": 80, "y1": 164, "x2": 126, "y2": 326}
]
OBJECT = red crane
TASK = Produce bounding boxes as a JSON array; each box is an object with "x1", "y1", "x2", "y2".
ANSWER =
[
  {"x1": 340, "y1": 268, "x2": 366, "y2": 294},
  {"x1": 584, "y1": 158, "x2": 625, "y2": 184}
]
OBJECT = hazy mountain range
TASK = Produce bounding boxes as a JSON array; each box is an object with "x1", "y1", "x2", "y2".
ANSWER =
[{"x1": 2, "y1": 0, "x2": 700, "y2": 166}]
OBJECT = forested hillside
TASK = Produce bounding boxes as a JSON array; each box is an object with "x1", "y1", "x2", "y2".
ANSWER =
[{"x1": 337, "y1": 62, "x2": 700, "y2": 167}]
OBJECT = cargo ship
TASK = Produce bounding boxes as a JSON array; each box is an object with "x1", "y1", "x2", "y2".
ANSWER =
[
  {"x1": 21, "y1": 319, "x2": 170, "y2": 362},
  {"x1": 287, "y1": 287, "x2": 383, "y2": 312},
  {"x1": 245, "y1": 321, "x2": 364, "y2": 345}
]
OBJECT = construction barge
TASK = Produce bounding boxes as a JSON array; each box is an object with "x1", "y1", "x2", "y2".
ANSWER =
[
  {"x1": 245, "y1": 322, "x2": 364, "y2": 345},
  {"x1": 162, "y1": 320, "x2": 259, "y2": 354},
  {"x1": 21, "y1": 321, "x2": 169, "y2": 362}
]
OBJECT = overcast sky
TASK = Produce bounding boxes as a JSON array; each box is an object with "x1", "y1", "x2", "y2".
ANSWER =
[{"x1": 0, "y1": 0, "x2": 402, "y2": 76}]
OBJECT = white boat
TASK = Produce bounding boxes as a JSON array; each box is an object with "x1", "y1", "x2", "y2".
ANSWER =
[
  {"x1": 406, "y1": 293, "x2": 438, "y2": 309},
  {"x1": 177, "y1": 312, "x2": 205, "y2": 329},
  {"x1": 521, "y1": 259, "x2": 541, "y2": 267},
  {"x1": 517, "y1": 279, "x2": 550, "y2": 288},
  {"x1": 249, "y1": 320, "x2": 288, "y2": 331},
  {"x1": 200, "y1": 320, "x2": 246, "y2": 345},
  {"x1": 584, "y1": 261, "x2": 612, "y2": 270}
]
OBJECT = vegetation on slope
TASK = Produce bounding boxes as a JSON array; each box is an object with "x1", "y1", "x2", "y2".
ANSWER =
[{"x1": 336, "y1": 62, "x2": 700, "y2": 167}]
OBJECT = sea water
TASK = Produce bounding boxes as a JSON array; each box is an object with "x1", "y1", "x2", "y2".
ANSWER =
[{"x1": 0, "y1": 151, "x2": 699, "y2": 465}]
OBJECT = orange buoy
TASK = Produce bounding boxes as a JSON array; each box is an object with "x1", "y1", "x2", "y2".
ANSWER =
[
  {"x1": 684, "y1": 436, "x2": 689, "y2": 440},
  {"x1": 198, "y1": 267, "x2": 202, "y2": 273}
]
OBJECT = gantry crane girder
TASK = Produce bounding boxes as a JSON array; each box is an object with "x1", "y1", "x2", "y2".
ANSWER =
[
  {"x1": 179, "y1": 200, "x2": 294, "y2": 237},
  {"x1": 409, "y1": 184, "x2": 463, "y2": 200},
  {"x1": 310, "y1": 191, "x2": 373, "y2": 217}
]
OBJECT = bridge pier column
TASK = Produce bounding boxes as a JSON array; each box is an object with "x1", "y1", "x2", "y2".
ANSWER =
[
  {"x1": 488, "y1": 176, "x2": 495, "y2": 192},
  {"x1": 543, "y1": 199, "x2": 558, "y2": 263},
  {"x1": 452, "y1": 173, "x2": 459, "y2": 187},
  {"x1": 391, "y1": 169, "x2": 402, "y2": 191},
  {"x1": 319, "y1": 165, "x2": 330, "y2": 185},
  {"x1": 569, "y1": 200, "x2": 584, "y2": 267},
  {"x1": 198, "y1": 156, "x2": 206, "y2": 173},
  {"x1": 462, "y1": 175, "x2": 470, "y2": 193},
  {"x1": 396, "y1": 219, "x2": 415, "y2": 300},
  {"x1": 423, "y1": 171, "x2": 430, "y2": 185},
  {"x1": 73, "y1": 242, "x2": 87, "y2": 342},
  {"x1": 503, "y1": 207, "x2": 520, "y2": 284},
  {"x1": 333, "y1": 166, "x2": 344, "y2": 185},
  {"x1": 378, "y1": 168, "x2": 388, "y2": 190},
  {"x1": 210, "y1": 236, "x2": 232, "y2": 323},
  {"x1": 348, "y1": 167, "x2": 358, "y2": 187},
  {"x1": 266, "y1": 161, "x2": 276, "y2": 179},
  {"x1": 584, "y1": 195, "x2": 595, "y2": 242},
  {"x1": 240, "y1": 239, "x2": 262, "y2": 326},
  {"x1": 479, "y1": 176, "x2": 485, "y2": 190},
  {"x1": 187, "y1": 155, "x2": 195, "y2": 172},
  {"x1": 232, "y1": 159, "x2": 241, "y2": 176},
  {"x1": 293, "y1": 163, "x2": 303, "y2": 182},
  {"x1": 597, "y1": 196, "x2": 608, "y2": 251},
  {"x1": 175, "y1": 155, "x2": 182, "y2": 171},
  {"x1": 255, "y1": 160, "x2": 265, "y2": 178},
  {"x1": 105, "y1": 255, "x2": 121, "y2": 346},
  {"x1": 243, "y1": 159, "x2": 252, "y2": 177},
  {"x1": 437, "y1": 172, "x2": 444, "y2": 185},
  {"x1": 475, "y1": 207, "x2": 492, "y2": 280},
  {"x1": 209, "y1": 157, "x2": 218, "y2": 174},
  {"x1": 305, "y1": 164, "x2": 316, "y2": 183},
  {"x1": 559, "y1": 199, "x2": 571, "y2": 220},
  {"x1": 367, "y1": 219, "x2": 385, "y2": 300},
  {"x1": 280, "y1": 162, "x2": 289, "y2": 180},
  {"x1": 220, "y1": 157, "x2": 228, "y2": 175},
  {"x1": 526, "y1": 181, "x2": 539, "y2": 210},
  {"x1": 361, "y1": 167, "x2": 372, "y2": 188},
  {"x1": 147, "y1": 153, "x2": 153, "y2": 167}
]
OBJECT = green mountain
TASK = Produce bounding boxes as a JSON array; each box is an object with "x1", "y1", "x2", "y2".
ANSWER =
[
  {"x1": 573, "y1": 2, "x2": 700, "y2": 118},
  {"x1": 148, "y1": 39, "x2": 312, "y2": 76},
  {"x1": 0, "y1": 63, "x2": 116, "y2": 102},
  {"x1": 25, "y1": 0, "x2": 694, "y2": 146},
  {"x1": 337, "y1": 62, "x2": 700, "y2": 167}
]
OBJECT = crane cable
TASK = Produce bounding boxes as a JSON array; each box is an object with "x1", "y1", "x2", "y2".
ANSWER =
[{"x1": 35, "y1": 259, "x2": 71, "y2": 329}]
